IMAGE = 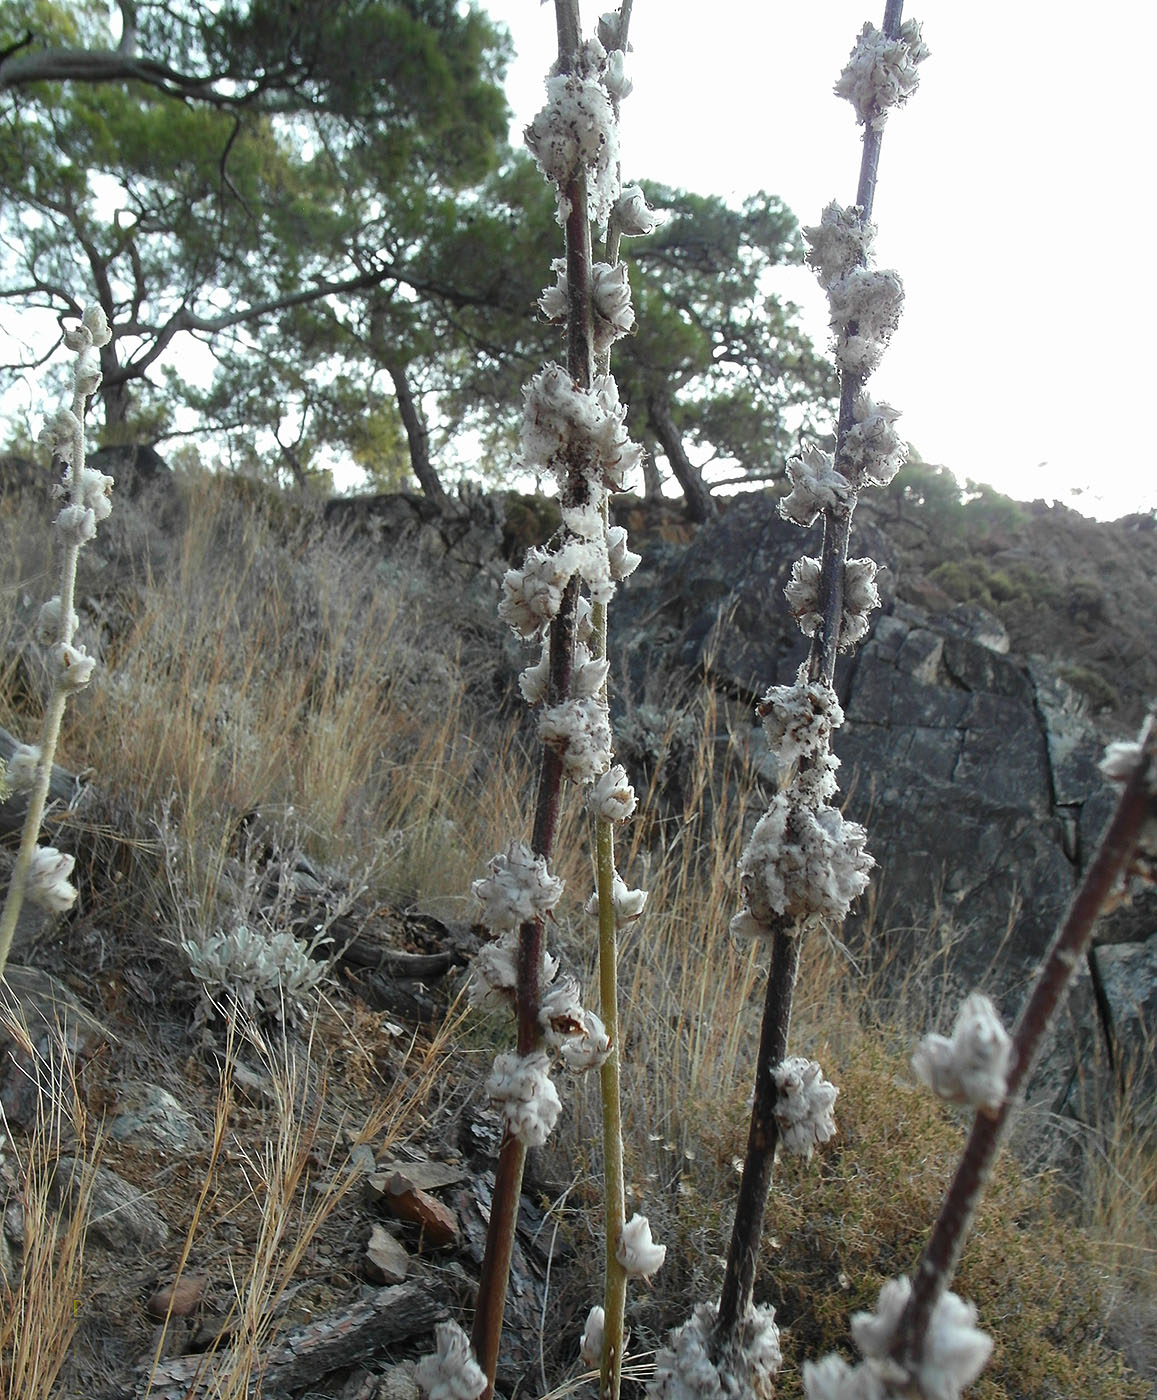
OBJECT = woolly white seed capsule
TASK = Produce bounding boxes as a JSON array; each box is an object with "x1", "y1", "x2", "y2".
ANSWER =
[
  {"x1": 485, "y1": 1050, "x2": 561, "y2": 1147},
  {"x1": 39, "y1": 408, "x2": 83, "y2": 464},
  {"x1": 615, "y1": 183, "x2": 663, "y2": 237},
  {"x1": 785, "y1": 556, "x2": 824, "y2": 637},
  {"x1": 471, "y1": 840, "x2": 564, "y2": 932},
  {"x1": 77, "y1": 465, "x2": 114, "y2": 521},
  {"x1": 4, "y1": 743, "x2": 41, "y2": 792},
  {"x1": 518, "y1": 641, "x2": 551, "y2": 706},
  {"x1": 26, "y1": 845, "x2": 78, "y2": 914},
  {"x1": 585, "y1": 869, "x2": 647, "y2": 926},
  {"x1": 415, "y1": 1320, "x2": 487, "y2": 1400},
  {"x1": 651, "y1": 1300, "x2": 781, "y2": 1400},
  {"x1": 606, "y1": 525, "x2": 641, "y2": 580},
  {"x1": 737, "y1": 794, "x2": 873, "y2": 932},
  {"x1": 571, "y1": 650, "x2": 610, "y2": 700},
  {"x1": 538, "y1": 258, "x2": 568, "y2": 322},
  {"x1": 846, "y1": 1276, "x2": 992, "y2": 1400},
  {"x1": 37, "y1": 596, "x2": 79, "y2": 647},
  {"x1": 525, "y1": 71, "x2": 620, "y2": 227},
  {"x1": 74, "y1": 347, "x2": 102, "y2": 396},
  {"x1": 603, "y1": 48, "x2": 632, "y2": 101},
  {"x1": 757, "y1": 664, "x2": 844, "y2": 774},
  {"x1": 828, "y1": 266, "x2": 905, "y2": 377},
  {"x1": 912, "y1": 992, "x2": 1013, "y2": 1112},
  {"x1": 56, "y1": 503, "x2": 97, "y2": 547},
  {"x1": 841, "y1": 393, "x2": 906, "y2": 488},
  {"x1": 835, "y1": 20, "x2": 929, "y2": 132},
  {"x1": 616, "y1": 1213, "x2": 665, "y2": 1277},
  {"x1": 538, "y1": 695, "x2": 613, "y2": 783},
  {"x1": 591, "y1": 260, "x2": 635, "y2": 351},
  {"x1": 591, "y1": 763, "x2": 637, "y2": 822},
  {"x1": 580, "y1": 1304, "x2": 605, "y2": 1369},
  {"x1": 81, "y1": 304, "x2": 113, "y2": 347},
  {"x1": 779, "y1": 448, "x2": 851, "y2": 528},
  {"x1": 803, "y1": 201, "x2": 874, "y2": 290},
  {"x1": 772, "y1": 1057, "x2": 839, "y2": 1160},
  {"x1": 499, "y1": 542, "x2": 582, "y2": 639},
  {"x1": 557, "y1": 1008, "x2": 611, "y2": 1070},
  {"x1": 51, "y1": 642, "x2": 96, "y2": 691},
  {"x1": 1099, "y1": 740, "x2": 1144, "y2": 784}
]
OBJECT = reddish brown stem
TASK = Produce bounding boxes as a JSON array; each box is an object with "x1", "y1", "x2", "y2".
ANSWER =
[
  {"x1": 714, "y1": 0, "x2": 905, "y2": 1348},
  {"x1": 893, "y1": 725, "x2": 1155, "y2": 1369},
  {"x1": 469, "y1": 5, "x2": 595, "y2": 1393}
]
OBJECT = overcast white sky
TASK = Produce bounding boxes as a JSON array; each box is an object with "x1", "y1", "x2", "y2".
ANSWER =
[{"x1": 483, "y1": 1, "x2": 1157, "y2": 521}]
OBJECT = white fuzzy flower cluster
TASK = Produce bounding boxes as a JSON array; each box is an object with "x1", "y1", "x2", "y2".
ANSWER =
[
  {"x1": 732, "y1": 793, "x2": 873, "y2": 938},
  {"x1": 470, "y1": 932, "x2": 607, "y2": 1071},
  {"x1": 772, "y1": 1056, "x2": 839, "y2": 1159},
  {"x1": 539, "y1": 259, "x2": 635, "y2": 356},
  {"x1": 912, "y1": 992, "x2": 1013, "y2": 1113},
  {"x1": 415, "y1": 1320, "x2": 487, "y2": 1400},
  {"x1": 3, "y1": 743, "x2": 41, "y2": 793},
  {"x1": 779, "y1": 448, "x2": 851, "y2": 528},
  {"x1": 585, "y1": 869, "x2": 647, "y2": 927},
  {"x1": 183, "y1": 924, "x2": 327, "y2": 1021},
  {"x1": 525, "y1": 37, "x2": 621, "y2": 227},
  {"x1": 471, "y1": 839, "x2": 565, "y2": 932},
  {"x1": 580, "y1": 1303, "x2": 605, "y2": 1369},
  {"x1": 539, "y1": 976, "x2": 612, "y2": 1069},
  {"x1": 649, "y1": 1301, "x2": 781, "y2": 1400},
  {"x1": 827, "y1": 267, "x2": 905, "y2": 378},
  {"x1": 616, "y1": 1212, "x2": 666, "y2": 1277},
  {"x1": 757, "y1": 666, "x2": 844, "y2": 783},
  {"x1": 615, "y1": 183, "x2": 664, "y2": 237},
  {"x1": 804, "y1": 1277, "x2": 991, "y2": 1400},
  {"x1": 804, "y1": 202, "x2": 874, "y2": 291},
  {"x1": 539, "y1": 695, "x2": 614, "y2": 782},
  {"x1": 839, "y1": 394, "x2": 907, "y2": 488},
  {"x1": 26, "y1": 845, "x2": 78, "y2": 914},
  {"x1": 520, "y1": 362, "x2": 644, "y2": 492},
  {"x1": 785, "y1": 556, "x2": 880, "y2": 652},
  {"x1": 834, "y1": 20, "x2": 930, "y2": 132},
  {"x1": 591, "y1": 762, "x2": 637, "y2": 822},
  {"x1": 485, "y1": 1049, "x2": 562, "y2": 1147},
  {"x1": 804, "y1": 204, "x2": 904, "y2": 382}
]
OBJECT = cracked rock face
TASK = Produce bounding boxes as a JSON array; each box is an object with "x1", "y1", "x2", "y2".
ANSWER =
[{"x1": 608, "y1": 495, "x2": 1155, "y2": 1141}]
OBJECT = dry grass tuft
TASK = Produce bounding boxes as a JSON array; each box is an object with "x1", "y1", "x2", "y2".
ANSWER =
[{"x1": 0, "y1": 998, "x2": 99, "y2": 1400}]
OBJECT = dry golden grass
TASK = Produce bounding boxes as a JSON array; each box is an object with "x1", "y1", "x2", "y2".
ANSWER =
[{"x1": 0, "y1": 997, "x2": 99, "y2": 1400}]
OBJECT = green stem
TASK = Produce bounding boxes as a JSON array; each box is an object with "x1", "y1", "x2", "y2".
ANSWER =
[
  {"x1": 0, "y1": 380, "x2": 89, "y2": 978},
  {"x1": 595, "y1": 808, "x2": 627, "y2": 1400}
]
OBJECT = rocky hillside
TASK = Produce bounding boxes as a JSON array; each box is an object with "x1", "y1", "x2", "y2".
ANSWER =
[{"x1": 1, "y1": 451, "x2": 1155, "y2": 1397}]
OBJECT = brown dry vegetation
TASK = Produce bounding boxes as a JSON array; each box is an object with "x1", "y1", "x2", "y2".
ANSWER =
[{"x1": 0, "y1": 469, "x2": 1153, "y2": 1399}]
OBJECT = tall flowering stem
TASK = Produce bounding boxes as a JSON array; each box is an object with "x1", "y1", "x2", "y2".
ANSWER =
[
  {"x1": 455, "y1": 5, "x2": 650, "y2": 1399},
  {"x1": 888, "y1": 717, "x2": 1157, "y2": 1375},
  {"x1": 590, "y1": 8, "x2": 634, "y2": 1399},
  {"x1": 703, "y1": 2, "x2": 925, "y2": 1373},
  {"x1": 0, "y1": 306, "x2": 114, "y2": 978}
]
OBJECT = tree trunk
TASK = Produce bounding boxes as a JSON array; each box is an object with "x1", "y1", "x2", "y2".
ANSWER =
[
  {"x1": 646, "y1": 392, "x2": 716, "y2": 523},
  {"x1": 385, "y1": 360, "x2": 450, "y2": 511},
  {"x1": 98, "y1": 344, "x2": 133, "y2": 431},
  {"x1": 641, "y1": 435, "x2": 663, "y2": 499}
]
